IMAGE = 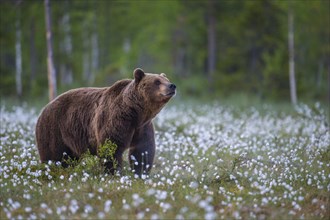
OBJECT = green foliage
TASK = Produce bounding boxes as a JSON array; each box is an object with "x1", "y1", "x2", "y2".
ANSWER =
[
  {"x1": 98, "y1": 139, "x2": 117, "y2": 160},
  {"x1": 0, "y1": 0, "x2": 329, "y2": 103},
  {"x1": 262, "y1": 45, "x2": 289, "y2": 99},
  {"x1": 176, "y1": 74, "x2": 209, "y2": 97},
  {"x1": 98, "y1": 139, "x2": 118, "y2": 170},
  {"x1": 73, "y1": 151, "x2": 103, "y2": 176},
  {"x1": 61, "y1": 139, "x2": 119, "y2": 175}
]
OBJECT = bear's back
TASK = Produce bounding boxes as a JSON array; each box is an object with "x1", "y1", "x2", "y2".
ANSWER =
[
  {"x1": 105, "y1": 79, "x2": 132, "y2": 99},
  {"x1": 44, "y1": 79, "x2": 132, "y2": 113}
]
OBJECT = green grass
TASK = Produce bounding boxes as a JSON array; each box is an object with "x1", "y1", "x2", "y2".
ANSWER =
[{"x1": 1, "y1": 101, "x2": 329, "y2": 219}]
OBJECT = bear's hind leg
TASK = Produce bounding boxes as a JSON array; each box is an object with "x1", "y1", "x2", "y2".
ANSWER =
[
  {"x1": 37, "y1": 132, "x2": 76, "y2": 167},
  {"x1": 36, "y1": 116, "x2": 68, "y2": 165}
]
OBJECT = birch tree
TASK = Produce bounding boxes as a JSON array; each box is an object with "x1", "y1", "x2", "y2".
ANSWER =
[
  {"x1": 59, "y1": 8, "x2": 73, "y2": 85},
  {"x1": 29, "y1": 18, "x2": 37, "y2": 87},
  {"x1": 82, "y1": 20, "x2": 91, "y2": 83},
  {"x1": 90, "y1": 8, "x2": 99, "y2": 85},
  {"x1": 44, "y1": 0, "x2": 57, "y2": 101},
  {"x1": 207, "y1": 0, "x2": 216, "y2": 86},
  {"x1": 288, "y1": 5, "x2": 297, "y2": 105},
  {"x1": 15, "y1": 11, "x2": 22, "y2": 98}
]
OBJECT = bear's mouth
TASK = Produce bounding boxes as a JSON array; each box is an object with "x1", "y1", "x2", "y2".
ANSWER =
[{"x1": 162, "y1": 91, "x2": 176, "y2": 97}]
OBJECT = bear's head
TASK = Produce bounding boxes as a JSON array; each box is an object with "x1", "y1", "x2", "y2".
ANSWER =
[{"x1": 132, "y1": 68, "x2": 176, "y2": 114}]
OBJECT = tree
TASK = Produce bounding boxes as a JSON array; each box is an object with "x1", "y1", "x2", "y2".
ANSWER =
[
  {"x1": 44, "y1": 0, "x2": 57, "y2": 101},
  {"x1": 29, "y1": 12, "x2": 37, "y2": 88},
  {"x1": 207, "y1": 0, "x2": 217, "y2": 88},
  {"x1": 15, "y1": 6, "x2": 22, "y2": 98},
  {"x1": 59, "y1": 0, "x2": 73, "y2": 85},
  {"x1": 288, "y1": 4, "x2": 297, "y2": 105},
  {"x1": 0, "y1": 0, "x2": 328, "y2": 101}
]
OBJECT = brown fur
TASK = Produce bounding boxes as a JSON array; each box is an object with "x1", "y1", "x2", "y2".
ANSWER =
[{"x1": 35, "y1": 68, "x2": 176, "y2": 176}]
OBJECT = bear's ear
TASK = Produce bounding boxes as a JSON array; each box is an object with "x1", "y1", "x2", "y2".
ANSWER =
[
  {"x1": 160, "y1": 73, "x2": 167, "y2": 78},
  {"x1": 133, "y1": 68, "x2": 145, "y2": 84}
]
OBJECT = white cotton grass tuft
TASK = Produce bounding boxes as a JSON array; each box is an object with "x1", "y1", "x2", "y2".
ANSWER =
[{"x1": 1, "y1": 103, "x2": 329, "y2": 219}]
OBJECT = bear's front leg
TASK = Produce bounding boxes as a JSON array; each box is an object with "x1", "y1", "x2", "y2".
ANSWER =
[{"x1": 129, "y1": 122, "x2": 155, "y2": 177}]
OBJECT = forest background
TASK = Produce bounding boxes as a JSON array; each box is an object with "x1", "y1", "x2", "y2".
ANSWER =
[{"x1": 0, "y1": 0, "x2": 329, "y2": 104}]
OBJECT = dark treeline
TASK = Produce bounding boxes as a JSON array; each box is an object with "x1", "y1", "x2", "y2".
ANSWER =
[{"x1": 0, "y1": 0, "x2": 329, "y2": 102}]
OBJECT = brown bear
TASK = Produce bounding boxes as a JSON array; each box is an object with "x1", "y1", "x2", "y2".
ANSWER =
[{"x1": 35, "y1": 68, "x2": 176, "y2": 176}]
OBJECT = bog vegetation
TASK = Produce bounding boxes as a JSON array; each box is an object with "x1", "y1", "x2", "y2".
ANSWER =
[{"x1": 1, "y1": 101, "x2": 329, "y2": 219}]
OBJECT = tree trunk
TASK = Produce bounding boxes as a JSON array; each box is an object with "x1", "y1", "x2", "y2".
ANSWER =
[
  {"x1": 91, "y1": 31, "x2": 98, "y2": 84},
  {"x1": 207, "y1": 0, "x2": 216, "y2": 87},
  {"x1": 60, "y1": 8, "x2": 73, "y2": 85},
  {"x1": 30, "y1": 19, "x2": 37, "y2": 87},
  {"x1": 60, "y1": 12, "x2": 73, "y2": 85},
  {"x1": 90, "y1": 9, "x2": 99, "y2": 85},
  {"x1": 44, "y1": 0, "x2": 57, "y2": 101},
  {"x1": 82, "y1": 21, "x2": 91, "y2": 83},
  {"x1": 15, "y1": 14, "x2": 22, "y2": 98},
  {"x1": 288, "y1": 7, "x2": 297, "y2": 105}
]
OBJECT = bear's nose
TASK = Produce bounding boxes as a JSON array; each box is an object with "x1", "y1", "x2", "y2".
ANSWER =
[{"x1": 169, "y1": 84, "x2": 176, "y2": 90}]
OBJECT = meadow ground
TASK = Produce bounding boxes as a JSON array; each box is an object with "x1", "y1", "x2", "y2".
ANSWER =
[{"x1": 0, "y1": 101, "x2": 329, "y2": 219}]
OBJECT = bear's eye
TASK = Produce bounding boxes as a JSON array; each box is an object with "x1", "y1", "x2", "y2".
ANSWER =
[{"x1": 155, "y1": 80, "x2": 161, "y2": 86}]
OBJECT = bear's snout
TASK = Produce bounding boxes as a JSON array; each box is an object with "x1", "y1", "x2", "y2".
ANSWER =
[
  {"x1": 169, "y1": 83, "x2": 176, "y2": 90},
  {"x1": 164, "y1": 83, "x2": 176, "y2": 97}
]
